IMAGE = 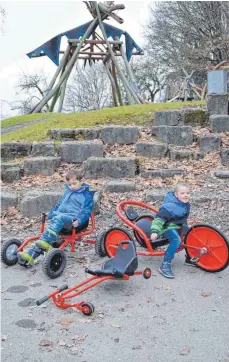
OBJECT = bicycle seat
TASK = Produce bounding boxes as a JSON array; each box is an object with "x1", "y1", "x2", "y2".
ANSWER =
[
  {"x1": 135, "y1": 218, "x2": 169, "y2": 248},
  {"x1": 60, "y1": 219, "x2": 89, "y2": 235},
  {"x1": 85, "y1": 240, "x2": 138, "y2": 278},
  {"x1": 125, "y1": 207, "x2": 139, "y2": 221}
]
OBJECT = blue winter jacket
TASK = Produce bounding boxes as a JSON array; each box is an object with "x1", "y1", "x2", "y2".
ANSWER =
[
  {"x1": 150, "y1": 191, "x2": 190, "y2": 235},
  {"x1": 48, "y1": 183, "x2": 95, "y2": 226}
]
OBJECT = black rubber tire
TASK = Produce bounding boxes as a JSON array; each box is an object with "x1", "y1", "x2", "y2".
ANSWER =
[
  {"x1": 81, "y1": 302, "x2": 94, "y2": 316},
  {"x1": 95, "y1": 231, "x2": 107, "y2": 257},
  {"x1": 104, "y1": 227, "x2": 133, "y2": 258},
  {"x1": 133, "y1": 214, "x2": 154, "y2": 247},
  {"x1": 143, "y1": 268, "x2": 151, "y2": 279},
  {"x1": 1, "y1": 238, "x2": 21, "y2": 266},
  {"x1": 184, "y1": 223, "x2": 229, "y2": 273},
  {"x1": 42, "y1": 249, "x2": 67, "y2": 279}
]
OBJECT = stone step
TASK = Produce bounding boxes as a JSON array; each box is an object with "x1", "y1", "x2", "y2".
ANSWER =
[
  {"x1": 101, "y1": 126, "x2": 140, "y2": 145},
  {"x1": 214, "y1": 171, "x2": 229, "y2": 179},
  {"x1": 32, "y1": 142, "x2": 56, "y2": 156},
  {"x1": 47, "y1": 128, "x2": 100, "y2": 141},
  {"x1": 1, "y1": 142, "x2": 32, "y2": 160},
  {"x1": 24, "y1": 157, "x2": 61, "y2": 176},
  {"x1": 59, "y1": 141, "x2": 103, "y2": 163},
  {"x1": 169, "y1": 149, "x2": 204, "y2": 161},
  {"x1": 181, "y1": 108, "x2": 206, "y2": 126},
  {"x1": 103, "y1": 180, "x2": 136, "y2": 193},
  {"x1": 206, "y1": 94, "x2": 228, "y2": 116},
  {"x1": 210, "y1": 115, "x2": 229, "y2": 133},
  {"x1": 1, "y1": 192, "x2": 19, "y2": 211},
  {"x1": 146, "y1": 189, "x2": 229, "y2": 203},
  {"x1": 152, "y1": 126, "x2": 193, "y2": 146},
  {"x1": 153, "y1": 111, "x2": 180, "y2": 126},
  {"x1": 141, "y1": 168, "x2": 184, "y2": 179},
  {"x1": 84, "y1": 157, "x2": 137, "y2": 179},
  {"x1": 221, "y1": 148, "x2": 229, "y2": 166},
  {"x1": 20, "y1": 190, "x2": 101, "y2": 217},
  {"x1": 136, "y1": 142, "x2": 168, "y2": 158},
  {"x1": 199, "y1": 135, "x2": 221, "y2": 153}
]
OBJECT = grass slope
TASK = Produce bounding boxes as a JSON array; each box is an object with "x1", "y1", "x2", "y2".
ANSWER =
[{"x1": 1, "y1": 101, "x2": 203, "y2": 142}]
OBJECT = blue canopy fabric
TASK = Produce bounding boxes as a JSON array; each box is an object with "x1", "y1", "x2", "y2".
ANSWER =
[{"x1": 27, "y1": 21, "x2": 142, "y2": 66}]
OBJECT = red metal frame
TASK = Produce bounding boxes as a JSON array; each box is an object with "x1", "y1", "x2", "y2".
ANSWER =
[
  {"x1": 46, "y1": 270, "x2": 145, "y2": 313},
  {"x1": 17, "y1": 213, "x2": 96, "y2": 253},
  {"x1": 116, "y1": 200, "x2": 190, "y2": 257}
]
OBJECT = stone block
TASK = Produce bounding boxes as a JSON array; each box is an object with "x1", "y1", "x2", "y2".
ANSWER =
[
  {"x1": 141, "y1": 168, "x2": 184, "y2": 178},
  {"x1": 169, "y1": 149, "x2": 204, "y2": 161},
  {"x1": 93, "y1": 191, "x2": 101, "y2": 215},
  {"x1": 206, "y1": 94, "x2": 228, "y2": 116},
  {"x1": 221, "y1": 148, "x2": 229, "y2": 166},
  {"x1": 152, "y1": 126, "x2": 193, "y2": 146},
  {"x1": 84, "y1": 157, "x2": 137, "y2": 179},
  {"x1": 24, "y1": 157, "x2": 61, "y2": 176},
  {"x1": 59, "y1": 141, "x2": 103, "y2": 163},
  {"x1": 101, "y1": 126, "x2": 140, "y2": 144},
  {"x1": 104, "y1": 180, "x2": 136, "y2": 193},
  {"x1": 1, "y1": 167, "x2": 21, "y2": 183},
  {"x1": 1, "y1": 162, "x2": 22, "y2": 172},
  {"x1": 136, "y1": 142, "x2": 168, "y2": 158},
  {"x1": 1, "y1": 143, "x2": 32, "y2": 160},
  {"x1": 210, "y1": 115, "x2": 229, "y2": 133},
  {"x1": 153, "y1": 111, "x2": 179, "y2": 126},
  {"x1": 47, "y1": 128, "x2": 100, "y2": 140},
  {"x1": 32, "y1": 142, "x2": 56, "y2": 156},
  {"x1": 214, "y1": 171, "x2": 229, "y2": 179},
  {"x1": 145, "y1": 189, "x2": 168, "y2": 202},
  {"x1": 199, "y1": 135, "x2": 221, "y2": 153},
  {"x1": 1, "y1": 192, "x2": 18, "y2": 211},
  {"x1": 20, "y1": 191, "x2": 62, "y2": 217}
]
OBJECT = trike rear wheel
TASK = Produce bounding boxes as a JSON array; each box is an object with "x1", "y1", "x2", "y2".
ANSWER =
[
  {"x1": 184, "y1": 224, "x2": 229, "y2": 272},
  {"x1": 1, "y1": 239, "x2": 21, "y2": 266},
  {"x1": 95, "y1": 231, "x2": 107, "y2": 257},
  {"x1": 104, "y1": 227, "x2": 132, "y2": 258}
]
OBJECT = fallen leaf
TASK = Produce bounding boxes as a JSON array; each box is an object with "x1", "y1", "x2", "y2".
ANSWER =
[
  {"x1": 180, "y1": 347, "x2": 190, "y2": 355},
  {"x1": 71, "y1": 335, "x2": 87, "y2": 342},
  {"x1": 201, "y1": 291, "x2": 212, "y2": 297},
  {"x1": 111, "y1": 323, "x2": 121, "y2": 329},
  {"x1": 0, "y1": 219, "x2": 8, "y2": 225},
  {"x1": 39, "y1": 340, "x2": 54, "y2": 347},
  {"x1": 58, "y1": 340, "x2": 66, "y2": 346},
  {"x1": 1, "y1": 335, "x2": 8, "y2": 341},
  {"x1": 57, "y1": 318, "x2": 74, "y2": 325},
  {"x1": 114, "y1": 338, "x2": 119, "y2": 343}
]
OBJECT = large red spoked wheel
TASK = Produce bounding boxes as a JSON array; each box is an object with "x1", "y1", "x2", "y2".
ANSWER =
[
  {"x1": 184, "y1": 224, "x2": 229, "y2": 272},
  {"x1": 104, "y1": 227, "x2": 132, "y2": 258}
]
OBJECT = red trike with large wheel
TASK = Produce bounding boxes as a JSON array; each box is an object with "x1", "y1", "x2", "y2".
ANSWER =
[
  {"x1": 95, "y1": 200, "x2": 229, "y2": 273},
  {"x1": 1, "y1": 213, "x2": 96, "y2": 279}
]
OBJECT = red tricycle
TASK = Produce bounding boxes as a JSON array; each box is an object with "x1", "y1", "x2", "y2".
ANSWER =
[
  {"x1": 36, "y1": 240, "x2": 151, "y2": 315},
  {"x1": 1, "y1": 212, "x2": 96, "y2": 278},
  {"x1": 95, "y1": 200, "x2": 229, "y2": 273}
]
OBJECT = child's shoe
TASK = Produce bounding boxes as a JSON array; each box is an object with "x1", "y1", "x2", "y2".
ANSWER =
[
  {"x1": 185, "y1": 255, "x2": 197, "y2": 267},
  {"x1": 17, "y1": 252, "x2": 35, "y2": 267},
  {"x1": 159, "y1": 262, "x2": 174, "y2": 278}
]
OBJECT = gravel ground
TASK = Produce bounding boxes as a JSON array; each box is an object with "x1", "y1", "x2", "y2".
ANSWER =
[{"x1": 1, "y1": 196, "x2": 229, "y2": 362}]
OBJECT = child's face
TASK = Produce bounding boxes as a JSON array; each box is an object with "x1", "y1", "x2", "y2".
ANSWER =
[
  {"x1": 67, "y1": 177, "x2": 81, "y2": 190},
  {"x1": 175, "y1": 187, "x2": 190, "y2": 203}
]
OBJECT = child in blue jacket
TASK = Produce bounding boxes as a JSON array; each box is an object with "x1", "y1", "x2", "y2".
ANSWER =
[
  {"x1": 17, "y1": 170, "x2": 94, "y2": 266},
  {"x1": 150, "y1": 183, "x2": 193, "y2": 279}
]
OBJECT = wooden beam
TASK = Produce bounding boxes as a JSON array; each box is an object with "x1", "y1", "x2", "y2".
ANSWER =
[{"x1": 68, "y1": 39, "x2": 123, "y2": 45}]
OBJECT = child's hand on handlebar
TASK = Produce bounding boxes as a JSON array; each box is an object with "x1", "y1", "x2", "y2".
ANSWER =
[
  {"x1": 150, "y1": 233, "x2": 158, "y2": 241},
  {"x1": 73, "y1": 220, "x2": 78, "y2": 227}
]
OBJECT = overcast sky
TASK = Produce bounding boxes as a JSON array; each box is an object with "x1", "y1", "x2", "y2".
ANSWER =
[{"x1": 0, "y1": 1, "x2": 151, "y2": 119}]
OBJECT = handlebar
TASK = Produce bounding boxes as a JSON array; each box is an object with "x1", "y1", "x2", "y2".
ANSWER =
[{"x1": 36, "y1": 284, "x2": 69, "y2": 306}]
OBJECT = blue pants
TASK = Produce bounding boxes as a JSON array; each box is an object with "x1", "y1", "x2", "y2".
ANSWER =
[
  {"x1": 163, "y1": 226, "x2": 189, "y2": 263},
  {"x1": 28, "y1": 214, "x2": 73, "y2": 258}
]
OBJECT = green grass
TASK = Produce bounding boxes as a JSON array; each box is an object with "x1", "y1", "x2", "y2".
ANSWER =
[{"x1": 1, "y1": 101, "x2": 203, "y2": 142}]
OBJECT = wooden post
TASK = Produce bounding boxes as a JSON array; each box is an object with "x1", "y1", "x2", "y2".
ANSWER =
[
  {"x1": 47, "y1": 44, "x2": 71, "y2": 93},
  {"x1": 95, "y1": 2, "x2": 140, "y2": 105},
  {"x1": 32, "y1": 17, "x2": 98, "y2": 113},
  {"x1": 104, "y1": 64, "x2": 118, "y2": 106},
  {"x1": 112, "y1": 61, "x2": 123, "y2": 106}
]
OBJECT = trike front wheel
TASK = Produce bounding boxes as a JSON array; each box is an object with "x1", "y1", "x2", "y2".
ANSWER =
[
  {"x1": 1, "y1": 238, "x2": 21, "y2": 266},
  {"x1": 184, "y1": 224, "x2": 229, "y2": 272}
]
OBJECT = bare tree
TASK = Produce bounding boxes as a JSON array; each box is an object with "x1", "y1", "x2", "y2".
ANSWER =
[
  {"x1": 145, "y1": 2, "x2": 229, "y2": 73},
  {"x1": 65, "y1": 63, "x2": 112, "y2": 112},
  {"x1": 11, "y1": 72, "x2": 49, "y2": 114}
]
